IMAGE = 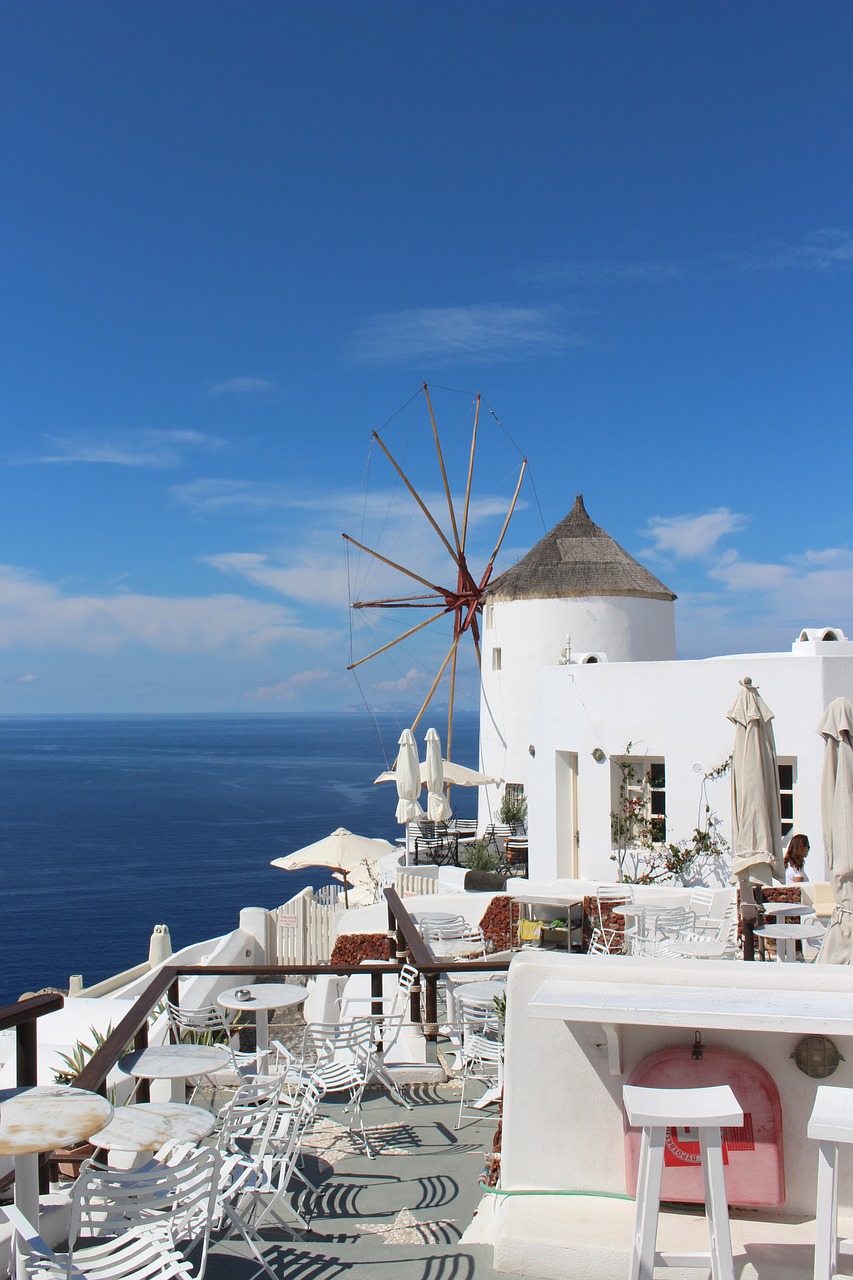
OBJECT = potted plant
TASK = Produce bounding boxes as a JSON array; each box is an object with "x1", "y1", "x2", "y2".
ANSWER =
[{"x1": 499, "y1": 790, "x2": 528, "y2": 834}]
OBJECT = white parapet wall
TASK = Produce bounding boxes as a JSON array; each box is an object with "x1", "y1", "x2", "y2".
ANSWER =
[{"x1": 482, "y1": 950, "x2": 853, "y2": 1279}]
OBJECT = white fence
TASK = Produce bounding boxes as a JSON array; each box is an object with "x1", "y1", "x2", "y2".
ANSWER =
[
  {"x1": 276, "y1": 887, "x2": 342, "y2": 965},
  {"x1": 396, "y1": 868, "x2": 440, "y2": 897}
]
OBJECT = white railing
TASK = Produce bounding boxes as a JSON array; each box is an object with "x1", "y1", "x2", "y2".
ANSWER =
[
  {"x1": 396, "y1": 869, "x2": 440, "y2": 897},
  {"x1": 276, "y1": 888, "x2": 340, "y2": 965}
]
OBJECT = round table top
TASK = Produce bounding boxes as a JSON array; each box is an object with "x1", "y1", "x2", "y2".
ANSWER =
[
  {"x1": 754, "y1": 922, "x2": 824, "y2": 939},
  {"x1": 0, "y1": 1085, "x2": 113, "y2": 1156},
  {"x1": 453, "y1": 979, "x2": 507, "y2": 1003},
  {"x1": 218, "y1": 983, "x2": 308, "y2": 1013},
  {"x1": 90, "y1": 1102, "x2": 215, "y2": 1152},
  {"x1": 120, "y1": 1044, "x2": 231, "y2": 1080},
  {"x1": 761, "y1": 903, "x2": 814, "y2": 919}
]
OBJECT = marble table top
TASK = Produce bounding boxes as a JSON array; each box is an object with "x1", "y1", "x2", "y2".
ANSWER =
[
  {"x1": 90, "y1": 1102, "x2": 215, "y2": 1151},
  {"x1": 0, "y1": 1084, "x2": 113, "y2": 1156},
  {"x1": 754, "y1": 922, "x2": 825, "y2": 940},
  {"x1": 218, "y1": 983, "x2": 308, "y2": 1013},
  {"x1": 120, "y1": 1043, "x2": 231, "y2": 1079},
  {"x1": 760, "y1": 903, "x2": 814, "y2": 919}
]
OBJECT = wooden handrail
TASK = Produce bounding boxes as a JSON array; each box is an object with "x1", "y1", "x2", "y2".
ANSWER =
[
  {"x1": 0, "y1": 992, "x2": 65, "y2": 1031},
  {"x1": 383, "y1": 887, "x2": 437, "y2": 970}
]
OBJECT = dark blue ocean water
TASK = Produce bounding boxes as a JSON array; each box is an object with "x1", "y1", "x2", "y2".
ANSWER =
[{"x1": 0, "y1": 713, "x2": 479, "y2": 1004}]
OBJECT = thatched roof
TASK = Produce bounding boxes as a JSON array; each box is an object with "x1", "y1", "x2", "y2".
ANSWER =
[{"x1": 487, "y1": 495, "x2": 676, "y2": 603}]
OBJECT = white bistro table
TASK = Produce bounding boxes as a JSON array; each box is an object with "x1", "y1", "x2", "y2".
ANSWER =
[
  {"x1": 89, "y1": 1102, "x2": 215, "y2": 1153},
  {"x1": 760, "y1": 903, "x2": 815, "y2": 920},
  {"x1": 218, "y1": 984, "x2": 308, "y2": 1072},
  {"x1": 0, "y1": 1084, "x2": 113, "y2": 1280},
  {"x1": 754, "y1": 921, "x2": 825, "y2": 962},
  {"x1": 120, "y1": 1044, "x2": 231, "y2": 1103}
]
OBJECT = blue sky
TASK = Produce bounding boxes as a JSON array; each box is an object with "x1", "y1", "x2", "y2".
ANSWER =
[{"x1": 2, "y1": 1, "x2": 853, "y2": 715}]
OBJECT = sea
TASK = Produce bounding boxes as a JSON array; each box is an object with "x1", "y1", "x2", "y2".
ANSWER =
[{"x1": 0, "y1": 712, "x2": 480, "y2": 1004}]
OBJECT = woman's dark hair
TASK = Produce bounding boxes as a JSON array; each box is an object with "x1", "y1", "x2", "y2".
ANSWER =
[{"x1": 785, "y1": 833, "x2": 810, "y2": 871}]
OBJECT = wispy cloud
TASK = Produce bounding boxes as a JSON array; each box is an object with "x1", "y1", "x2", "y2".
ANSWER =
[
  {"x1": 171, "y1": 479, "x2": 357, "y2": 516},
  {"x1": 245, "y1": 669, "x2": 336, "y2": 703},
  {"x1": 641, "y1": 508, "x2": 853, "y2": 657},
  {"x1": 204, "y1": 550, "x2": 349, "y2": 608},
  {"x1": 642, "y1": 509, "x2": 749, "y2": 560},
  {"x1": 349, "y1": 303, "x2": 581, "y2": 365},
  {"x1": 0, "y1": 564, "x2": 324, "y2": 653},
  {"x1": 519, "y1": 229, "x2": 853, "y2": 294},
  {"x1": 33, "y1": 429, "x2": 223, "y2": 469},
  {"x1": 208, "y1": 376, "x2": 279, "y2": 396},
  {"x1": 730, "y1": 228, "x2": 853, "y2": 274}
]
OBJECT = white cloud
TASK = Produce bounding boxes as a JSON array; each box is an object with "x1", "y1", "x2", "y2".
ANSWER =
[
  {"x1": 204, "y1": 550, "x2": 349, "y2": 608},
  {"x1": 733, "y1": 228, "x2": 853, "y2": 274},
  {"x1": 16, "y1": 673, "x2": 36, "y2": 683},
  {"x1": 643, "y1": 509, "x2": 749, "y2": 560},
  {"x1": 246, "y1": 669, "x2": 334, "y2": 702},
  {"x1": 208, "y1": 377, "x2": 278, "y2": 396},
  {"x1": 34, "y1": 429, "x2": 222, "y2": 469},
  {"x1": 375, "y1": 668, "x2": 424, "y2": 693},
  {"x1": 349, "y1": 303, "x2": 581, "y2": 365},
  {"x1": 0, "y1": 564, "x2": 324, "y2": 654}
]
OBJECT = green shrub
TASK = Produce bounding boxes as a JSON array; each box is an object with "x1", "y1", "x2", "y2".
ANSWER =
[{"x1": 465, "y1": 839, "x2": 499, "y2": 872}]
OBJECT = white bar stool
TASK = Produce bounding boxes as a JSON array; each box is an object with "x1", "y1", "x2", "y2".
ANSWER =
[
  {"x1": 808, "y1": 1084, "x2": 853, "y2": 1280},
  {"x1": 623, "y1": 1083, "x2": 743, "y2": 1280}
]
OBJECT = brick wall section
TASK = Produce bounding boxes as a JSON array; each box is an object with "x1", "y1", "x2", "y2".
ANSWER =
[
  {"x1": 329, "y1": 933, "x2": 392, "y2": 965},
  {"x1": 479, "y1": 895, "x2": 512, "y2": 953},
  {"x1": 582, "y1": 894, "x2": 627, "y2": 951}
]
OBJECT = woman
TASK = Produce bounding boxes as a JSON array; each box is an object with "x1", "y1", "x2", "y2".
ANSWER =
[{"x1": 784, "y1": 833, "x2": 810, "y2": 883}]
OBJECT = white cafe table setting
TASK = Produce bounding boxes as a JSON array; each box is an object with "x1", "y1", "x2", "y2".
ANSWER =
[
  {"x1": 760, "y1": 902, "x2": 815, "y2": 920},
  {"x1": 119, "y1": 1043, "x2": 232, "y2": 1104},
  {"x1": 753, "y1": 920, "x2": 825, "y2": 962},
  {"x1": 0, "y1": 1083, "x2": 113, "y2": 1280},
  {"x1": 89, "y1": 1101, "x2": 215, "y2": 1155},
  {"x1": 218, "y1": 984, "x2": 308, "y2": 1072}
]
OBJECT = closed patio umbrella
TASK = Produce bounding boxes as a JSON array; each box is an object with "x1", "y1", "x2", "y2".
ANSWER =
[
  {"x1": 395, "y1": 728, "x2": 425, "y2": 824},
  {"x1": 396, "y1": 727, "x2": 425, "y2": 866},
  {"x1": 425, "y1": 727, "x2": 452, "y2": 822},
  {"x1": 727, "y1": 676, "x2": 783, "y2": 892},
  {"x1": 816, "y1": 697, "x2": 853, "y2": 964}
]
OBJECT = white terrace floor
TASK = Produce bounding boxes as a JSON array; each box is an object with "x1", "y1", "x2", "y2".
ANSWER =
[{"x1": 204, "y1": 1081, "x2": 524, "y2": 1280}]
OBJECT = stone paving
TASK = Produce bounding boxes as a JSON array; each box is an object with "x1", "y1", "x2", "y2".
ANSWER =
[{"x1": 205, "y1": 1079, "x2": 524, "y2": 1280}]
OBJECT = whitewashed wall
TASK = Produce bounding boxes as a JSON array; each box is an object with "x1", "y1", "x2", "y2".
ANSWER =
[
  {"x1": 479, "y1": 594, "x2": 675, "y2": 826},
  {"x1": 524, "y1": 648, "x2": 853, "y2": 884}
]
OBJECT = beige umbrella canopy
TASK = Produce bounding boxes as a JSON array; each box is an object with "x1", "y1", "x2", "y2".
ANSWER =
[
  {"x1": 727, "y1": 676, "x2": 783, "y2": 892},
  {"x1": 374, "y1": 760, "x2": 502, "y2": 787},
  {"x1": 816, "y1": 697, "x2": 853, "y2": 964},
  {"x1": 270, "y1": 828, "x2": 396, "y2": 908}
]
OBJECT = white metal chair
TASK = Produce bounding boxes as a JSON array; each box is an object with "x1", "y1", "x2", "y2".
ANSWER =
[
  {"x1": 295, "y1": 1016, "x2": 409, "y2": 1155},
  {"x1": 588, "y1": 885, "x2": 634, "y2": 955},
  {"x1": 422, "y1": 922, "x2": 488, "y2": 959},
  {"x1": 632, "y1": 906, "x2": 696, "y2": 958},
  {"x1": 167, "y1": 999, "x2": 257, "y2": 1103},
  {"x1": 454, "y1": 994, "x2": 503, "y2": 1129},
  {"x1": 16, "y1": 1145, "x2": 222, "y2": 1280}
]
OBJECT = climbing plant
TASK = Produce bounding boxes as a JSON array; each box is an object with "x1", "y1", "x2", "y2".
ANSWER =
[{"x1": 610, "y1": 746, "x2": 731, "y2": 884}]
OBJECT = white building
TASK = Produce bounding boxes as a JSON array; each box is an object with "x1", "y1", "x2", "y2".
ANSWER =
[{"x1": 479, "y1": 495, "x2": 853, "y2": 884}]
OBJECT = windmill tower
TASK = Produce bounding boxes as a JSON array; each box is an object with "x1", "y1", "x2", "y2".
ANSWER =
[{"x1": 478, "y1": 495, "x2": 676, "y2": 822}]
